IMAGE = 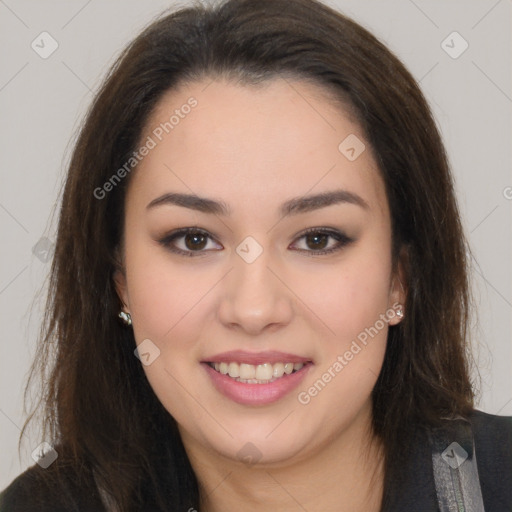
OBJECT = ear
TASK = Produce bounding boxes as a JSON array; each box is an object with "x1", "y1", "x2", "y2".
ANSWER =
[
  {"x1": 113, "y1": 269, "x2": 130, "y2": 311},
  {"x1": 113, "y1": 245, "x2": 130, "y2": 311},
  {"x1": 387, "y1": 247, "x2": 407, "y2": 326}
]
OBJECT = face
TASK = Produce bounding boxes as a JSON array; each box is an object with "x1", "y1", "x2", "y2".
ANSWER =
[{"x1": 114, "y1": 76, "x2": 405, "y2": 467}]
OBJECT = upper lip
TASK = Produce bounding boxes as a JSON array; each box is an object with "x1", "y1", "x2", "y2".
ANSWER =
[{"x1": 203, "y1": 350, "x2": 312, "y2": 366}]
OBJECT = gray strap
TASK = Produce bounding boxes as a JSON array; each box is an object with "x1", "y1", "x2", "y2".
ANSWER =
[{"x1": 430, "y1": 417, "x2": 486, "y2": 512}]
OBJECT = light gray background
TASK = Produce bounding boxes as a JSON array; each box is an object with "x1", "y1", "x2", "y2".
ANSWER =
[{"x1": 1, "y1": 0, "x2": 511, "y2": 490}]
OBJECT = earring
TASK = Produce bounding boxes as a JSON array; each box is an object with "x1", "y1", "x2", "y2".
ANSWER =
[
  {"x1": 119, "y1": 310, "x2": 132, "y2": 326},
  {"x1": 396, "y1": 306, "x2": 404, "y2": 319}
]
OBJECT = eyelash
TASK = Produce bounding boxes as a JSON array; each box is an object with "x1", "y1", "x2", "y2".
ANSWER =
[{"x1": 158, "y1": 226, "x2": 354, "y2": 257}]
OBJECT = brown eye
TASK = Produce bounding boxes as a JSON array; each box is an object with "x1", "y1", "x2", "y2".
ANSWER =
[
  {"x1": 304, "y1": 232, "x2": 329, "y2": 250},
  {"x1": 184, "y1": 232, "x2": 208, "y2": 250},
  {"x1": 159, "y1": 228, "x2": 222, "y2": 257},
  {"x1": 291, "y1": 228, "x2": 354, "y2": 255}
]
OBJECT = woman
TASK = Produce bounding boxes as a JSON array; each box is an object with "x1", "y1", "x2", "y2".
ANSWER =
[{"x1": 1, "y1": 0, "x2": 510, "y2": 511}]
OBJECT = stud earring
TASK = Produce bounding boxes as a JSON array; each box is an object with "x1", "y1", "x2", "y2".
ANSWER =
[
  {"x1": 119, "y1": 310, "x2": 132, "y2": 326},
  {"x1": 396, "y1": 306, "x2": 404, "y2": 319}
]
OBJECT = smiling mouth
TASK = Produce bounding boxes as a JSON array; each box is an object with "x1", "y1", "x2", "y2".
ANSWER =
[{"x1": 206, "y1": 361, "x2": 311, "y2": 384}]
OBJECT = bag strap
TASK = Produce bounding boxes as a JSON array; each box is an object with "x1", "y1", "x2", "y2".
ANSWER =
[{"x1": 430, "y1": 416, "x2": 486, "y2": 512}]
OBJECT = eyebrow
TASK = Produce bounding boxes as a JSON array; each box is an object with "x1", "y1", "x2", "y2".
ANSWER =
[{"x1": 146, "y1": 189, "x2": 369, "y2": 217}]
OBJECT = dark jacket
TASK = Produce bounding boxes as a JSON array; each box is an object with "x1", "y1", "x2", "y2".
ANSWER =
[{"x1": 1, "y1": 410, "x2": 511, "y2": 511}]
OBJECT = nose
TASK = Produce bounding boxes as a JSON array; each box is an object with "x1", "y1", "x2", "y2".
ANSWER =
[{"x1": 217, "y1": 244, "x2": 294, "y2": 336}]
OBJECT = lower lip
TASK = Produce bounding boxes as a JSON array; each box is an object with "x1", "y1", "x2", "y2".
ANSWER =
[{"x1": 203, "y1": 363, "x2": 312, "y2": 406}]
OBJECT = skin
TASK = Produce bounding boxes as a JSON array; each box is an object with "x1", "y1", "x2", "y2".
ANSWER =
[{"x1": 114, "y1": 76, "x2": 406, "y2": 512}]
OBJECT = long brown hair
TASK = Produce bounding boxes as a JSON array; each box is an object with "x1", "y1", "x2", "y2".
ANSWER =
[{"x1": 20, "y1": 0, "x2": 475, "y2": 510}]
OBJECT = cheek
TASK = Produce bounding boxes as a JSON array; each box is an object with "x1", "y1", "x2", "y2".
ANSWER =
[
  {"x1": 293, "y1": 244, "x2": 392, "y2": 417},
  {"x1": 125, "y1": 241, "x2": 213, "y2": 341},
  {"x1": 302, "y1": 250, "x2": 392, "y2": 346},
  {"x1": 296, "y1": 269, "x2": 391, "y2": 422},
  {"x1": 124, "y1": 248, "x2": 214, "y2": 424}
]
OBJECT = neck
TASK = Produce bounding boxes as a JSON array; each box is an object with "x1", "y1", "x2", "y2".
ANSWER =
[{"x1": 182, "y1": 407, "x2": 385, "y2": 512}]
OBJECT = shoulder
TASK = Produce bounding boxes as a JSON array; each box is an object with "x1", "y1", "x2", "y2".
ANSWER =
[
  {"x1": 0, "y1": 458, "x2": 106, "y2": 512},
  {"x1": 469, "y1": 409, "x2": 512, "y2": 511},
  {"x1": 383, "y1": 409, "x2": 512, "y2": 512},
  {"x1": 470, "y1": 408, "x2": 512, "y2": 466},
  {"x1": 470, "y1": 408, "x2": 512, "y2": 439}
]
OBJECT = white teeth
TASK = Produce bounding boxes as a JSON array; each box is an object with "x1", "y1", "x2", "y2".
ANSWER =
[
  {"x1": 273, "y1": 362, "x2": 285, "y2": 378},
  {"x1": 255, "y1": 363, "x2": 273, "y2": 380},
  {"x1": 228, "y1": 362, "x2": 240, "y2": 378},
  {"x1": 239, "y1": 363, "x2": 256, "y2": 379},
  {"x1": 210, "y1": 361, "x2": 307, "y2": 383}
]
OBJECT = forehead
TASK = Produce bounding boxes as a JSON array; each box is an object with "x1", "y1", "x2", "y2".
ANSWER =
[{"x1": 129, "y1": 77, "x2": 388, "y2": 220}]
